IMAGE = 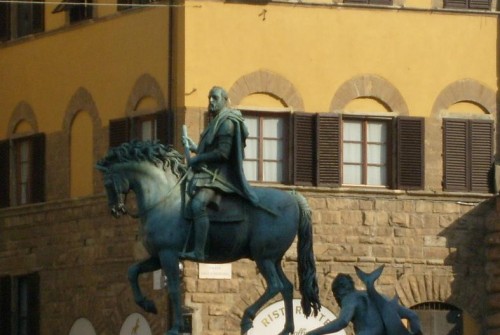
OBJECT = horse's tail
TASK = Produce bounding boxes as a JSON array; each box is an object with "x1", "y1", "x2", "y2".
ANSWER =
[{"x1": 293, "y1": 191, "x2": 321, "y2": 318}]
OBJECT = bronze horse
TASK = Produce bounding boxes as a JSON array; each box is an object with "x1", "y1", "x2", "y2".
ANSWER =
[{"x1": 96, "y1": 141, "x2": 321, "y2": 335}]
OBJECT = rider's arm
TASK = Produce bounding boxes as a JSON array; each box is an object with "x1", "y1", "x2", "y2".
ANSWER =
[
  {"x1": 190, "y1": 120, "x2": 234, "y2": 166},
  {"x1": 306, "y1": 296, "x2": 356, "y2": 335}
]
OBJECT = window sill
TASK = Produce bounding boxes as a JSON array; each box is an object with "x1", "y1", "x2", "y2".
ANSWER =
[{"x1": 250, "y1": 182, "x2": 494, "y2": 201}]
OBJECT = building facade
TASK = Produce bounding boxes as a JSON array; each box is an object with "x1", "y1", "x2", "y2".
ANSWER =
[{"x1": 1, "y1": 0, "x2": 499, "y2": 334}]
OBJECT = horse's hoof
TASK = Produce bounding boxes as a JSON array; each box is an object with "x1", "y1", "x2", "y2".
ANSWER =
[
  {"x1": 240, "y1": 320, "x2": 253, "y2": 335},
  {"x1": 139, "y1": 299, "x2": 158, "y2": 314},
  {"x1": 278, "y1": 325, "x2": 294, "y2": 335}
]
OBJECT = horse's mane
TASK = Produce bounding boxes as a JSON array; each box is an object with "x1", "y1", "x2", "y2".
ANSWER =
[{"x1": 97, "y1": 140, "x2": 187, "y2": 177}]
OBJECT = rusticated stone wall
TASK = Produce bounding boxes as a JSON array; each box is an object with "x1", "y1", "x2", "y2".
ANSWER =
[
  {"x1": 182, "y1": 190, "x2": 491, "y2": 335},
  {"x1": 485, "y1": 197, "x2": 500, "y2": 335},
  {"x1": 0, "y1": 196, "x2": 167, "y2": 335},
  {"x1": 0, "y1": 188, "x2": 494, "y2": 335}
]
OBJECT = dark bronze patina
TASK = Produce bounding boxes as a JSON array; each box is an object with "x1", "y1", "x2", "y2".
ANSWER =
[
  {"x1": 97, "y1": 109, "x2": 321, "y2": 335},
  {"x1": 306, "y1": 266, "x2": 422, "y2": 335}
]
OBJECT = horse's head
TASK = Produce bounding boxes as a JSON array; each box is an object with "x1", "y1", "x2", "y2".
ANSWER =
[
  {"x1": 96, "y1": 164, "x2": 130, "y2": 218},
  {"x1": 97, "y1": 140, "x2": 188, "y2": 219}
]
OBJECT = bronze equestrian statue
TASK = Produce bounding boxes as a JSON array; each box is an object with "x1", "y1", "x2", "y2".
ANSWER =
[{"x1": 96, "y1": 87, "x2": 321, "y2": 335}]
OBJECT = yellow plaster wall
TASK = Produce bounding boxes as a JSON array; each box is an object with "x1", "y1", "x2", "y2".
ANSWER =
[
  {"x1": 182, "y1": 1, "x2": 497, "y2": 117},
  {"x1": 0, "y1": 8, "x2": 170, "y2": 138}
]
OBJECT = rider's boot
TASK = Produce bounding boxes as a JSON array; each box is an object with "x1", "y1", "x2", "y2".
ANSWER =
[{"x1": 182, "y1": 214, "x2": 209, "y2": 261}]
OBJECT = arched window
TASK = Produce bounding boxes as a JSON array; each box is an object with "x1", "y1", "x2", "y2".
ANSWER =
[
  {"x1": 412, "y1": 302, "x2": 463, "y2": 335},
  {"x1": 70, "y1": 111, "x2": 93, "y2": 197},
  {"x1": 442, "y1": 102, "x2": 493, "y2": 193}
]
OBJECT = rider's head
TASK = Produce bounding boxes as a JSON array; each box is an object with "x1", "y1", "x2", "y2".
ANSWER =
[
  {"x1": 208, "y1": 86, "x2": 228, "y2": 114},
  {"x1": 332, "y1": 273, "x2": 355, "y2": 306}
]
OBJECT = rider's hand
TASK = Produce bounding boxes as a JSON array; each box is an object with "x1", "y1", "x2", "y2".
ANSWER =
[
  {"x1": 188, "y1": 156, "x2": 203, "y2": 172},
  {"x1": 183, "y1": 136, "x2": 197, "y2": 152}
]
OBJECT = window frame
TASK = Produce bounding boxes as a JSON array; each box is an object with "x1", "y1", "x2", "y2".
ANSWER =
[
  {"x1": 341, "y1": 115, "x2": 392, "y2": 187},
  {"x1": 0, "y1": 273, "x2": 40, "y2": 335},
  {"x1": 133, "y1": 113, "x2": 158, "y2": 142},
  {"x1": 52, "y1": 0, "x2": 92, "y2": 24},
  {"x1": 0, "y1": 133, "x2": 45, "y2": 208},
  {"x1": 108, "y1": 110, "x2": 171, "y2": 148},
  {"x1": 13, "y1": 138, "x2": 33, "y2": 205},
  {"x1": 0, "y1": 0, "x2": 44, "y2": 42},
  {"x1": 117, "y1": 0, "x2": 157, "y2": 11},
  {"x1": 68, "y1": 0, "x2": 93, "y2": 23},
  {"x1": 240, "y1": 110, "x2": 291, "y2": 184},
  {"x1": 292, "y1": 112, "x2": 424, "y2": 190}
]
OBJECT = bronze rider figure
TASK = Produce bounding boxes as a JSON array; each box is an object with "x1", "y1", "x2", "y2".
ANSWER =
[{"x1": 181, "y1": 86, "x2": 258, "y2": 261}]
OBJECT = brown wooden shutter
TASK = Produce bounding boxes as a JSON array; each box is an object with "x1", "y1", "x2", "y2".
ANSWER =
[
  {"x1": 26, "y1": 273, "x2": 40, "y2": 335},
  {"x1": 444, "y1": 0, "x2": 467, "y2": 8},
  {"x1": 109, "y1": 117, "x2": 130, "y2": 148},
  {"x1": 443, "y1": 119, "x2": 468, "y2": 191},
  {"x1": 156, "y1": 110, "x2": 171, "y2": 145},
  {"x1": 397, "y1": 117, "x2": 425, "y2": 190},
  {"x1": 344, "y1": 0, "x2": 393, "y2": 3},
  {"x1": 0, "y1": 276, "x2": 11, "y2": 335},
  {"x1": 0, "y1": 140, "x2": 10, "y2": 208},
  {"x1": 33, "y1": 1, "x2": 44, "y2": 34},
  {"x1": 371, "y1": 0, "x2": 392, "y2": 4},
  {"x1": 317, "y1": 113, "x2": 341, "y2": 187},
  {"x1": 470, "y1": 119, "x2": 493, "y2": 193},
  {"x1": 0, "y1": 2, "x2": 10, "y2": 41},
  {"x1": 31, "y1": 133, "x2": 45, "y2": 204},
  {"x1": 470, "y1": 0, "x2": 491, "y2": 9},
  {"x1": 293, "y1": 113, "x2": 316, "y2": 186}
]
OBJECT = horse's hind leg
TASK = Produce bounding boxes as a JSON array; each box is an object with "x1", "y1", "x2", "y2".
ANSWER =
[
  {"x1": 276, "y1": 263, "x2": 295, "y2": 335},
  {"x1": 128, "y1": 257, "x2": 161, "y2": 313},
  {"x1": 241, "y1": 259, "x2": 284, "y2": 335}
]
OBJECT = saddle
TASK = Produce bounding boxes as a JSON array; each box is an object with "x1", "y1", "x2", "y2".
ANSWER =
[{"x1": 184, "y1": 192, "x2": 246, "y2": 223}]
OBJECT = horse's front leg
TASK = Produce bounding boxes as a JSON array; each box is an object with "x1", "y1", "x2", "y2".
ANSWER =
[
  {"x1": 128, "y1": 257, "x2": 161, "y2": 313},
  {"x1": 159, "y1": 250, "x2": 183, "y2": 335}
]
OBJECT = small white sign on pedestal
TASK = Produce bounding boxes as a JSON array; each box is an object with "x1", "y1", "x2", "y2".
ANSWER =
[
  {"x1": 153, "y1": 269, "x2": 165, "y2": 290},
  {"x1": 248, "y1": 299, "x2": 346, "y2": 335},
  {"x1": 199, "y1": 263, "x2": 232, "y2": 279}
]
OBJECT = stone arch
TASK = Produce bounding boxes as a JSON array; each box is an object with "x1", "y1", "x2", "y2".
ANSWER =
[
  {"x1": 7, "y1": 101, "x2": 38, "y2": 136},
  {"x1": 395, "y1": 273, "x2": 481, "y2": 319},
  {"x1": 125, "y1": 73, "x2": 166, "y2": 116},
  {"x1": 227, "y1": 262, "x2": 337, "y2": 330},
  {"x1": 329, "y1": 74, "x2": 409, "y2": 115},
  {"x1": 431, "y1": 78, "x2": 496, "y2": 118},
  {"x1": 228, "y1": 70, "x2": 305, "y2": 111},
  {"x1": 62, "y1": 87, "x2": 102, "y2": 134}
]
